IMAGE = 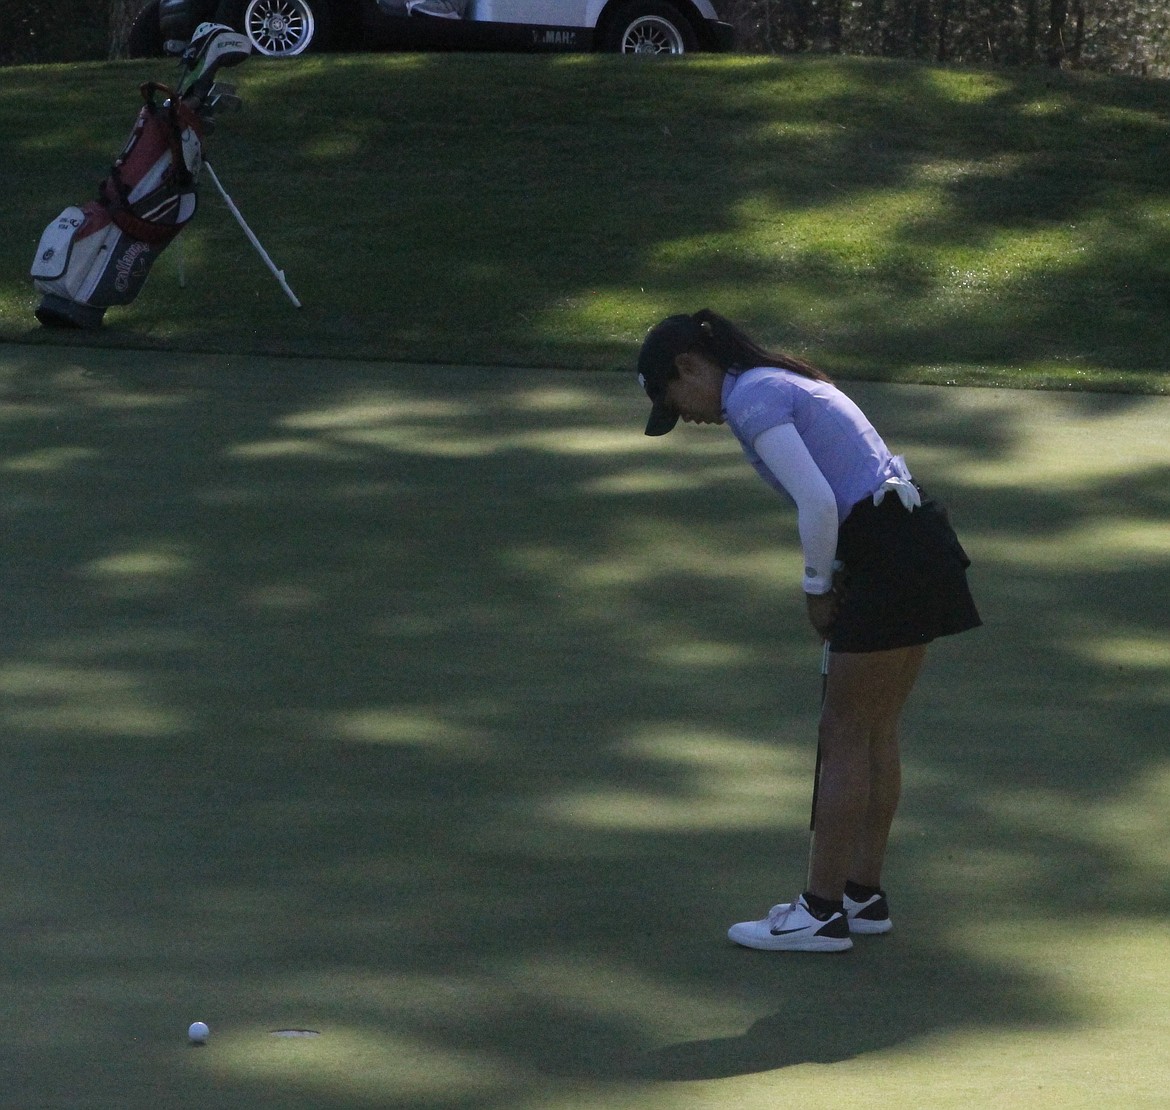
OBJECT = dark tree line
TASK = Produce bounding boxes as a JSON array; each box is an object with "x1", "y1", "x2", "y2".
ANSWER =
[
  {"x1": 108, "y1": 0, "x2": 140, "y2": 59},
  {"x1": 0, "y1": 0, "x2": 1166, "y2": 74},
  {"x1": 0, "y1": 0, "x2": 157, "y2": 64},
  {"x1": 718, "y1": 0, "x2": 1169, "y2": 74}
]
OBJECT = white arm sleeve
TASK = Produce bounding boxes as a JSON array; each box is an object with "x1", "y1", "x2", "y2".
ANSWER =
[{"x1": 752, "y1": 423, "x2": 839, "y2": 594}]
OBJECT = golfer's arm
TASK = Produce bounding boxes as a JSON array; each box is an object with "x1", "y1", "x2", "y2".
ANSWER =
[{"x1": 753, "y1": 423, "x2": 839, "y2": 595}]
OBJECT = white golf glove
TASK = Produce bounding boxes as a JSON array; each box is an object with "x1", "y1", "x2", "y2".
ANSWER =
[{"x1": 873, "y1": 456, "x2": 921, "y2": 511}]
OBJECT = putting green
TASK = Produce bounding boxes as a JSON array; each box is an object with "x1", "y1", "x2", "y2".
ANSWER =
[{"x1": 0, "y1": 343, "x2": 1166, "y2": 1108}]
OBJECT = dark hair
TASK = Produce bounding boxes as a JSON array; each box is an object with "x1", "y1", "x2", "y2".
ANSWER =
[{"x1": 690, "y1": 309, "x2": 832, "y2": 383}]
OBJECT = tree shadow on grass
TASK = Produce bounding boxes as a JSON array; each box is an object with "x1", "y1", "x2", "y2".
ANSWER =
[
  {"x1": 0, "y1": 346, "x2": 1166, "y2": 1105},
  {"x1": 3, "y1": 54, "x2": 1169, "y2": 386}
]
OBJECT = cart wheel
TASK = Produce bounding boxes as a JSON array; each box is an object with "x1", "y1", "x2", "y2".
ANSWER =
[
  {"x1": 217, "y1": 0, "x2": 331, "y2": 55},
  {"x1": 603, "y1": 0, "x2": 697, "y2": 54}
]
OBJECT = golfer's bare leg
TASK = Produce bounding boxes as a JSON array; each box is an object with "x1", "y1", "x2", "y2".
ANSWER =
[
  {"x1": 850, "y1": 645, "x2": 926, "y2": 887},
  {"x1": 807, "y1": 644, "x2": 926, "y2": 901}
]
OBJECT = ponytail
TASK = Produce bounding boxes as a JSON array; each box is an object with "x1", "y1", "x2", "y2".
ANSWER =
[{"x1": 690, "y1": 308, "x2": 832, "y2": 384}]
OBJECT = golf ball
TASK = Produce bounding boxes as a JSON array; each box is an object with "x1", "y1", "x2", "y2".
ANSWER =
[{"x1": 188, "y1": 1021, "x2": 210, "y2": 1044}]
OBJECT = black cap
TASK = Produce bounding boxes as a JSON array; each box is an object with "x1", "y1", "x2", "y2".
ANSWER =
[{"x1": 636, "y1": 314, "x2": 704, "y2": 436}]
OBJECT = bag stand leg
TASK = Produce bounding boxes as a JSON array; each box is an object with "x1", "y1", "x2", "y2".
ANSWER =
[{"x1": 203, "y1": 161, "x2": 302, "y2": 308}]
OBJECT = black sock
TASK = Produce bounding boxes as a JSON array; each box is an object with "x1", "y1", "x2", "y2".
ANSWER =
[
  {"x1": 844, "y1": 880, "x2": 884, "y2": 901},
  {"x1": 803, "y1": 891, "x2": 844, "y2": 920}
]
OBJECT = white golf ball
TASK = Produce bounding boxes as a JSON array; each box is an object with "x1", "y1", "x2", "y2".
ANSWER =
[{"x1": 188, "y1": 1021, "x2": 210, "y2": 1044}]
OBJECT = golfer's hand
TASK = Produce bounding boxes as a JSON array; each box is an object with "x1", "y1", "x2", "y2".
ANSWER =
[{"x1": 805, "y1": 590, "x2": 837, "y2": 639}]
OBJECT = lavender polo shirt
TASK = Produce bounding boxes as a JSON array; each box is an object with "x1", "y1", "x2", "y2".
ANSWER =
[{"x1": 722, "y1": 367, "x2": 900, "y2": 521}]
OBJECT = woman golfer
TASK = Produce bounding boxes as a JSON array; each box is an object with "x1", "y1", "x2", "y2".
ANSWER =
[{"x1": 636, "y1": 309, "x2": 980, "y2": 952}]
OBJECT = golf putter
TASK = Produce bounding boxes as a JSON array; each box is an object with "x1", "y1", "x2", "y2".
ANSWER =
[{"x1": 806, "y1": 639, "x2": 830, "y2": 886}]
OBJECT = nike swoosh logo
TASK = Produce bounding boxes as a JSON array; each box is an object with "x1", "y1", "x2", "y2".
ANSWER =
[{"x1": 771, "y1": 918, "x2": 842, "y2": 935}]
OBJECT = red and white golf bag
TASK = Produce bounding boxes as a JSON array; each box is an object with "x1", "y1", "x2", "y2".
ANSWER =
[{"x1": 31, "y1": 25, "x2": 250, "y2": 328}]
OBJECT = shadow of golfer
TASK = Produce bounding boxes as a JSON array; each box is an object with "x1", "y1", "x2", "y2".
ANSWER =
[{"x1": 618, "y1": 934, "x2": 1066, "y2": 1081}]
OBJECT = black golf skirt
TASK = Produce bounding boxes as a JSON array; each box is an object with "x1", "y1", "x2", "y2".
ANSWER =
[{"x1": 829, "y1": 491, "x2": 982, "y2": 654}]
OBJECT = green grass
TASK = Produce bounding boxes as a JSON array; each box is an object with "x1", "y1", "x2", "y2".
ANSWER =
[
  {"x1": 2, "y1": 52, "x2": 1170, "y2": 390},
  {"x1": 3, "y1": 47, "x2": 1170, "y2": 1108},
  {"x1": 0, "y1": 342, "x2": 1168, "y2": 1106}
]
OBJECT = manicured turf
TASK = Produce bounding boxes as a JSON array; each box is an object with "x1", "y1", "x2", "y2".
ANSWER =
[
  {"x1": 2, "y1": 52, "x2": 1170, "y2": 391},
  {"x1": 1, "y1": 342, "x2": 1166, "y2": 1106}
]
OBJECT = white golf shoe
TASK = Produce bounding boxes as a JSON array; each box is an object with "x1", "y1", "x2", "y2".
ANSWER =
[
  {"x1": 728, "y1": 895, "x2": 853, "y2": 952},
  {"x1": 843, "y1": 889, "x2": 893, "y2": 934}
]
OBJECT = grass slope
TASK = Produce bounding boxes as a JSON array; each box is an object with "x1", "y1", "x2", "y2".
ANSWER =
[{"x1": 2, "y1": 52, "x2": 1170, "y2": 390}]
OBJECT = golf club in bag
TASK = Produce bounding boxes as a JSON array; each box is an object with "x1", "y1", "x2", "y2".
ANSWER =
[{"x1": 30, "y1": 24, "x2": 256, "y2": 328}]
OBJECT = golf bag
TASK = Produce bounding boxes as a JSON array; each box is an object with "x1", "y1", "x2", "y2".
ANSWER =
[{"x1": 31, "y1": 25, "x2": 250, "y2": 329}]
